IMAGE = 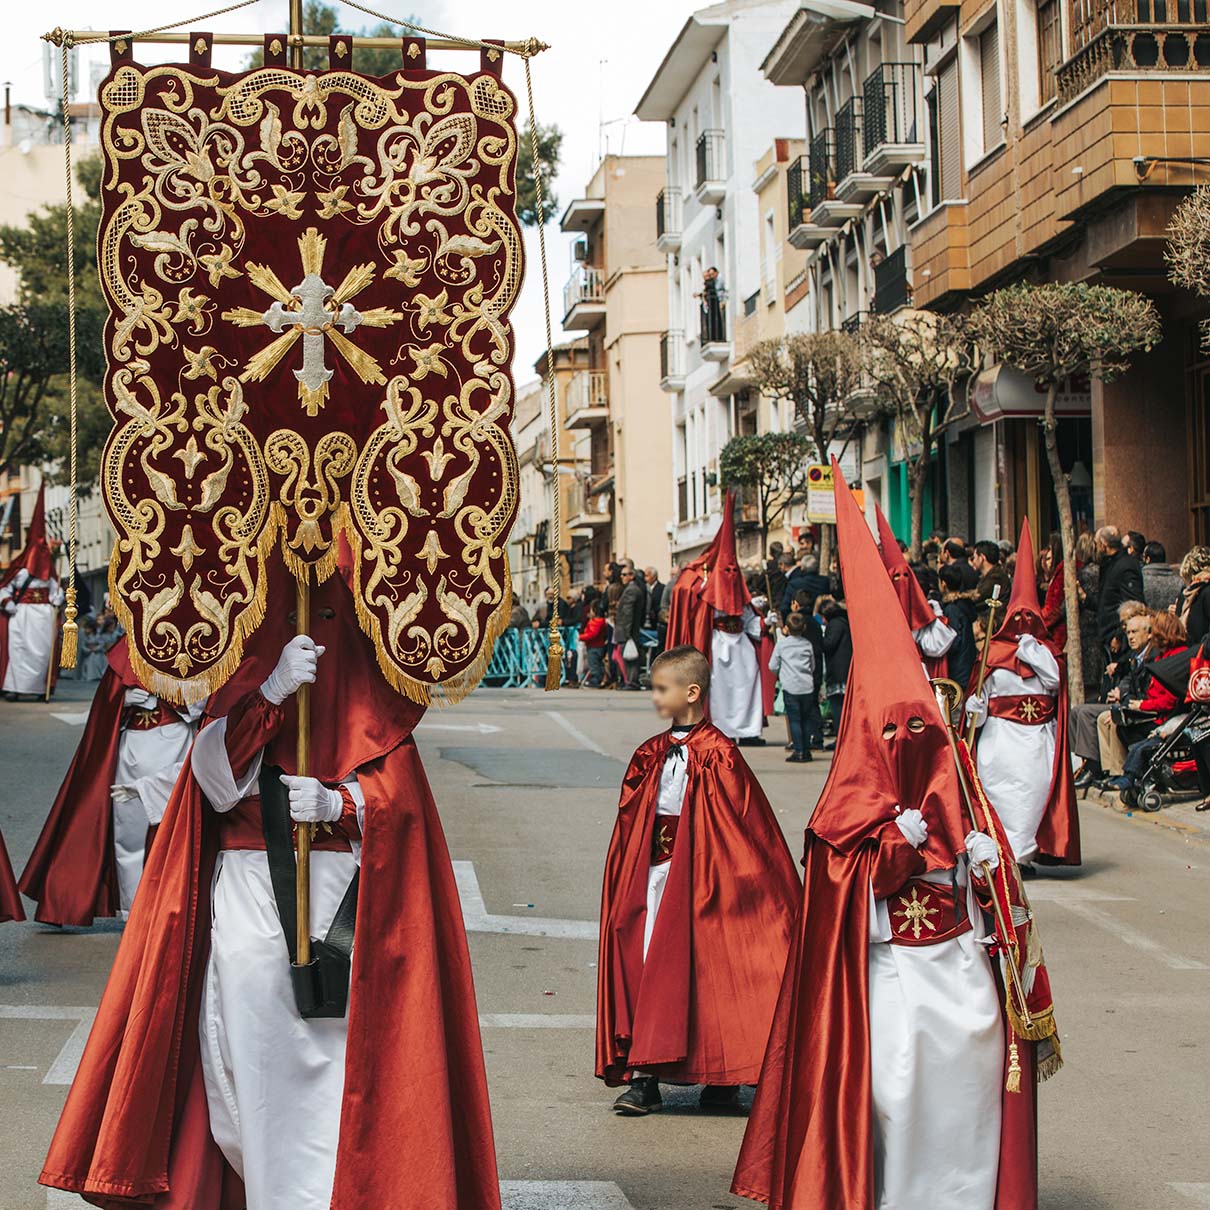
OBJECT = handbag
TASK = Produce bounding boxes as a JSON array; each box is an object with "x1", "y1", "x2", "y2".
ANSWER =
[
  {"x1": 258, "y1": 764, "x2": 359, "y2": 1019},
  {"x1": 622, "y1": 637, "x2": 639, "y2": 661},
  {"x1": 1189, "y1": 641, "x2": 1210, "y2": 704}
]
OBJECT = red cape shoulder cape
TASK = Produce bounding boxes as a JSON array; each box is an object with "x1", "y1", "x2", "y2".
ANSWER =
[
  {"x1": 596, "y1": 723, "x2": 800, "y2": 1087},
  {"x1": 39, "y1": 733, "x2": 500, "y2": 1210},
  {"x1": 19, "y1": 663, "x2": 132, "y2": 925}
]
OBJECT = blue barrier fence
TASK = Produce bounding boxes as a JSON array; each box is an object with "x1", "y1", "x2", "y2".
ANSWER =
[{"x1": 483, "y1": 626, "x2": 580, "y2": 688}]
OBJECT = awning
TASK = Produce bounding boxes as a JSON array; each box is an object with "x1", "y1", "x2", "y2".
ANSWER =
[
  {"x1": 969, "y1": 364, "x2": 1091, "y2": 423},
  {"x1": 761, "y1": 0, "x2": 877, "y2": 85}
]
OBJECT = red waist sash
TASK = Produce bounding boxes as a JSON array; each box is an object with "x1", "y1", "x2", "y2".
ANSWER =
[
  {"x1": 123, "y1": 702, "x2": 182, "y2": 731},
  {"x1": 651, "y1": 814, "x2": 680, "y2": 865},
  {"x1": 713, "y1": 616, "x2": 743, "y2": 634},
  {"x1": 988, "y1": 693, "x2": 1056, "y2": 725},
  {"x1": 19, "y1": 587, "x2": 51, "y2": 605},
  {"x1": 217, "y1": 796, "x2": 359, "y2": 853},
  {"x1": 888, "y1": 879, "x2": 971, "y2": 947}
]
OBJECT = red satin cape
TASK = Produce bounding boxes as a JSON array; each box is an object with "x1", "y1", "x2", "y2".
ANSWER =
[
  {"x1": 596, "y1": 723, "x2": 800, "y2": 1087},
  {"x1": 39, "y1": 733, "x2": 500, "y2": 1209},
  {"x1": 19, "y1": 651, "x2": 139, "y2": 925},
  {"x1": 0, "y1": 827, "x2": 24, "y2": 922}
]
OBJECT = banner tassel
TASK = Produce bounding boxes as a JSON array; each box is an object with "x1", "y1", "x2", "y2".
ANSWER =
[
  {"x1": 545, "y1": 623, "x2": 563, "y2": 692},
  {"x1": 59, "y1": 586, "x2": 78, "y2": 669},
  {"x1": 1005, "y1": 1039, "x2": 1022, "y2": 1094}
]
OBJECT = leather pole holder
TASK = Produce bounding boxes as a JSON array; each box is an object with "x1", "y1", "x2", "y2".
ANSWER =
[{"x1": 259, "y1": 764, "x2": 359, "y2": 1019}]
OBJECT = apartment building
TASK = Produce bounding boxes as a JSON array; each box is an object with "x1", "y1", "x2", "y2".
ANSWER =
[
  {"x1": 508, "y1": 342, "x2": 590, "y2": 612},
  {"x1": 904, "y1": 0, "x2": 1210, "y2": 551},
  {"x1": 638, "y1": 0, "x2": 804, "y2": 563},
  {"x1": 559, "y1": 155, "x2": 672, "y2": 581},
  {"x1": 761, "y1": 0, "x2": 938, "y2": 539}
]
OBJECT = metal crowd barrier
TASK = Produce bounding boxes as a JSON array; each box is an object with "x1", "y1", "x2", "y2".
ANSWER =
[{"x1": 483, "y1": 625, "x2": 581, "y2": 688}]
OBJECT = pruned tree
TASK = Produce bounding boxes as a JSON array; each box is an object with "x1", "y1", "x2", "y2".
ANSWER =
[
  {"x1": 1167, "y1": 184, "x2": 1210, "y2": 345},
  {"x1": 747, "y1": 331, "x2": 863, "y2": 566},
  {"x1": 719, "y1": 431, "x2": 816, "y2": 587},
  {"x1": 861, "y1": 310, "x2": 972, "y2": 561},
  {"x1": 969, "y1": 283, "x2": 1162, "y2": 702}
]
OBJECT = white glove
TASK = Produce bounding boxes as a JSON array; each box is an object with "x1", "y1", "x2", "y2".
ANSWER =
[
  {"x1": 123, "y1": 688, "x2": 157, "y2": 709},
  {"x1": 964, "y1": 694, "x2": 988, "y2": 725},
  {"x1": 895, "y1": 808, "x2": 929, "y2": 849},
  {"x1": 110, "y1": 784, "x2": 140, "y2": 804},
  {"x1": 965, "y1": 831, "x2": 999, "y2": 872},
  {"x1": 260, "y1": 635, "x2": 325, "y2": 704},
  {"x1": 280, "y1": 774, "x2": 343, "y2": 824}
]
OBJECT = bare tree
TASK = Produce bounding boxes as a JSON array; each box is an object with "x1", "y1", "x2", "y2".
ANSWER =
[
  {"x1": 1167, "y1": 184, "x2": 1210, "y2": 346},
  {"x1": 969, "y1": 283, "x2": 1161, "y2": 702},
  {"x1": 860, "y1": 311, "x2": 972, "y2": 560},
  {"x1": 746, "y1": 332, "x2": 863, "y2": 565}
]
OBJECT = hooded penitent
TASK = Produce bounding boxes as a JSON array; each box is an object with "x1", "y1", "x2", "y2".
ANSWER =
[
  {"x1": 39, "y1": 558, "x2": 501, "y2": 1210},
  {"x1": 874, "y1": 502, "x2": 936, "y2": 634},
  {"x1": 732, "y1": 461, "x2": 1062, "y2": 1210},
  {"x1": 976, "y1": 518, "x2": 1080, "y2": 866},
  {"x1": 665, "y1": 490, "x2": 751, "y2": 657},
  {"x1": 3, "y1": 482, "x2": 55, "y2": 586}
]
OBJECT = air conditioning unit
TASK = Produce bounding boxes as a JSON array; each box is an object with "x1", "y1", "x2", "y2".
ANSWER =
[{"x1": 573, "y1": 237, "x2": 589, "y2": 263}]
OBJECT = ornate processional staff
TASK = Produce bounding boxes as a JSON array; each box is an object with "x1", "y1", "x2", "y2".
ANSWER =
[
  {"x1": 46, "y1": 0, "x2": 560, "y2": 986},
  {"x1": 964, "y1": 582, "x2": 1003, "y2": 747}
]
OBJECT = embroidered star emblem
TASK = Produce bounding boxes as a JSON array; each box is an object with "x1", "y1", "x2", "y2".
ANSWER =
[
  {"x1": 198, "y1": 246, "x2": 241, "y2": 287},
  {"x1": 1018, "y1": 698, "x2": 1041, "y2": 721},
  {"x1": 413, "y1": 288, "x2": 452, "y2": 330},
  {"x1": 172, "y1": 287, "x2": 211, "y2": 332},
  {"x1": 183, "y1": 345, "x2": 219, "y2": 380},
  {"x1": 316, "y1": 184, "x2": 354, "y2": 219},
  {"x1": 893, "y1": 886, "x2": 940, "y2": 940},
  {"x1": 409, "y1": 342, "x2": 448, "y2": 380},
  {"x1": 383, "y1": 250, "x2": 426, "y2": 287},
  {"x1": 265, "y1": 183, "x2": 306, "y2": 220}
]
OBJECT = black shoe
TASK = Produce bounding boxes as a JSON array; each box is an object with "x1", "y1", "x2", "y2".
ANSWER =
[
  {"x1": 613, "y1": 1076, "x2": 662, "y2": 1115},
  {"x1": 1073, "y1": 764, "x2": 1096, "y2": 790},
  {"x1": 1018, "y1": 862, "x2": 1038, "y2": 880},
  {"x1": 699, "y1": 1084, "x2": 740, "y2": 1111},
  {"x1": 737, "y1": 737, "x2": 767, "y2": 747},
  {"x1": 785, "y1": 752, "x2": 813, "y2": 763}
]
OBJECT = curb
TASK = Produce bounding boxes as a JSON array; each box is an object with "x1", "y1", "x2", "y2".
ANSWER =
[{"x1": 1082, "y1": 787, "x2": 1210, "y2": 843}]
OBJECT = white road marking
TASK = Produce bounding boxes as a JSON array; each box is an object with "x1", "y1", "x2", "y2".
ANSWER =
[
  {"x1": 1048, "y1": 899, "x2": 1209, "y2": 971},
  {"x1": 501, "y1": 1181, "x2": 636, "y2": 1209},
  {"x1": 1024, "y1": 884, "x2": 1133, "y2": 902},
  {"x1": 50, "y1": 711, "x2": 90, "y2": 726},
  {"x1": 479, "y1": 1014, "x2": 595, "y2": 1029},
  {"x1": 0, "y1": 1006, "x2": 97, "y2": 1084},
  {"x1": 1171, "y1": 1184, "x2": 1210, "y2": 1206},
  {"x1": 455, "y1": 860, "x2": 599, "y2": 941},
  {"x1": 544, "y1": 710, "x2": 610, "y2": 757},
  {"x1": 416, "y1": 721, "x2": 502, "y2": 734}
]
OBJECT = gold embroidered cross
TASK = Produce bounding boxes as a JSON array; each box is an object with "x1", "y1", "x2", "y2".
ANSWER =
[
  {"x1": 222, "y1": 227, "x2": 403, "y2": 416},
  {"x1": 1018, "y1": 698, "x2": 1041, "y2": 721},
  {"x1": 656, "y1": 823, "x2": 673, "y2": 859},
  {"x1": 893, "y1": 886, "x2": 939, "y2": 940}
]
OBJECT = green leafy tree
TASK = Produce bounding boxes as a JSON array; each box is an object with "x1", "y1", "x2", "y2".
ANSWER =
[
  {"x1": 746, "y1": 331, "x2": 864, "y2": 566},
  {"x1": 1167, "y1": 184, "x2": 1210, "y2": 346},
  {"x1": 0, "y1": 154, "x2": 107, "y2": 483},
  {"x1": 719, "y1": 430, "x2": 815, "y2": 594},
  {"x1": 247, "y1": 2, "x2": 562, "y2": 227},
  {"x1": 861, "y1": 310, "x2": 972, "y2": 561},
  {"x1": 969, "y1": 283, "x2": 1161, "y2": 702}
]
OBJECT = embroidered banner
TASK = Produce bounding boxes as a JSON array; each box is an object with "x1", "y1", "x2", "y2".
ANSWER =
[{"x1": 97, "y1": 48, "x2": 521, "y2": 704}]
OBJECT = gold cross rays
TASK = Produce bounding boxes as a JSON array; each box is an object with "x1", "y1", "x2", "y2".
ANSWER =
[
  {"x1": 222, "y1": 226, "x2": 403, "y2": 416},
  {"x1": 893, "y1": 885, "x2": 940, "y2": 940}
]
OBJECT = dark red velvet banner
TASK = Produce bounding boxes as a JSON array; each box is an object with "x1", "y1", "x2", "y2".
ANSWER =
[{"x1": 97, "y1": 52, "x2": 522, "y2": 704}]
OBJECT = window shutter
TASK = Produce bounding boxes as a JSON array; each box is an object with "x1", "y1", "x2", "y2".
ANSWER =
[
  {"x1": 981, "y1": 22, "x2": 1002, "y2": 152},
  {"x1": 938, "y1": 59, "x2": 961, "y2": 201}
]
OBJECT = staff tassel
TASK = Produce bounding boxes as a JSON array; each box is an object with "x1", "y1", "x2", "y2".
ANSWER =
[
  {"x1": 964, "y1": 583, "x2": 1003, "y2": 747},
  {"x1": 295, "y1": 569, "x2": 312, "y2": 969}
]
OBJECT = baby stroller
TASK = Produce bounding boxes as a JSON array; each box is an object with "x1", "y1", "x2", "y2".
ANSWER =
[{"x1": 1120, "y1": 644, "x2": 1209, "y2": 812}]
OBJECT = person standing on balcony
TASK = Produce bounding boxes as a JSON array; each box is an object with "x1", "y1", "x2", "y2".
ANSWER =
[{"x1": 699, "y1": 267, "x2": 725, "y2": 343}]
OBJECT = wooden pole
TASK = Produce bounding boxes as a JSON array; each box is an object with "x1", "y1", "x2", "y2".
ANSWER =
[
  {"x1": 295, "y1": 570, "x2": 312, "y2": 967},
  {"x1": 964, "y1": 585, "x2": 1003, "y2": 747},
  {"x1": 44, "y1": 610, "x2": 59, "y2": 701}
]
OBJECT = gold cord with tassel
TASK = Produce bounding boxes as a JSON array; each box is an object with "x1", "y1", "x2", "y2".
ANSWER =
[
  {"x1": 1005, "y1": 1039, "x2": 1022, "y2": 1094},
  {"x1": 58, "y1": 40, "x2": 79, "y2": 669}
]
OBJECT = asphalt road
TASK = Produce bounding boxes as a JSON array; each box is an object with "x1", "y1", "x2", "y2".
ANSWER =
[{"x1": 1, "y1": 680, "x2": 1208, "y2": 1210}]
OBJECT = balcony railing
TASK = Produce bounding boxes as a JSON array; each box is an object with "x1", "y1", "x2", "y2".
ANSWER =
[
  {"x1": 808, "y1": 129, "x2": 835, "y2": 212},
  {"x1": 660, "y1": 330, "x2": 686, "y2": 387},
  {"x1": 835, "y1": 98, "x2": 862, "y2": 183},
  {"x1": 567, "y1": 475, "x2": 612, "y2": 525},
  {"x1": 656, "y1": 187, "x2": 683, "y2": 248},
  {"x1": 562, "y1": 265, "x2": 604, "y2": 320},
  {"x1": 1058, "y1": 7, "x2": 1210, "y2": 102},
  {"x1": 840, "y1": 310, "x2": 867, "y2": 335},
  {"x1": 699, "y1": 299, "x2": 728, "y2": 347},
  {"x1": 863, "y1": 63, "x2": 921, "y2": 155},
  {"x1": 787, "y1": 155, "x2": 809, "y2": 232},
  {"x1": 566, "y1": 369, "x2": 608, "y2": 423},
  {"x1": 873, "y1": 245, "x2": 911, "y2": 314},
  {"x1": 695, "y1": 130, "x2": 726, "y2": 194}
]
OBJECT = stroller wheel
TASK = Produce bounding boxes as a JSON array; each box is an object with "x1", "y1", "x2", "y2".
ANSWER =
[{"x1": 1140, "y1": 787, "x2": 1163, "y2": 813}]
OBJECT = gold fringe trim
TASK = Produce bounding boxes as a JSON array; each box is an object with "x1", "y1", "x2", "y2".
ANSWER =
[
  {"x1": 1037, "y1": 1035, "x2": 1064, "y2": 1083},
  {"x1": 59, "y1": 585, "x2": 79, "y2": 669}
]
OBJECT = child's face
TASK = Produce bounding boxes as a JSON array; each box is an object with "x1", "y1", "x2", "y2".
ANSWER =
[{"x1": 650, "y1": 666, "x2": 701, "y2": 719}]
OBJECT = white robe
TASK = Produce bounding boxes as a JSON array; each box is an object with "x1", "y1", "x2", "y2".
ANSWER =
[
  {"x1": 710, "y1": 606, "x2": 763, "y2": 740},
  {"x1": 192, "y1": 715, "x2": 364, "y2": 1210},
  {"x1": 972, "y1": 634, "x2": 1060, "y2": 862},
  {"x1": 868, "y1": 862, "x2": 1004, "y2": 1210},
  {"x1": 112, "y1": 695, "x2": 197, "y2": 912},
  {"x1": 914, "y1": 605, "x2": 957, "y2": 661},
  {"x1": 1, "y1": 572, "x2": 62, "y2": 695},
  {"x1": 643, "y1": 729, "x2": 690, "y2": 958}
]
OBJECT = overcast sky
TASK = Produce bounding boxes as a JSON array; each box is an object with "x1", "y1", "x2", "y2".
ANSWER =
[{"x1": 3, "y1": 1, "x2": 709, "y2": 378}]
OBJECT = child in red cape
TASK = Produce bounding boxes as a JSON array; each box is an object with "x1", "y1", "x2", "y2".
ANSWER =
[{"x1": 596, "y1": 643, "x2": 801, "y2": 1115}]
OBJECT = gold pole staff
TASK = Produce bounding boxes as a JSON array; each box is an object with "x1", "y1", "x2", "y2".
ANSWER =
[{"x1": 964, "y1": 583, "x2": 1003, "y2": 747}]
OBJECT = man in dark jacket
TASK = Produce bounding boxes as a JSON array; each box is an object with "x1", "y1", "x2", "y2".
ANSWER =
[
  {"x1": 780, "y1": 555, "x2": 829, "y2": 616},
  {"x1": 612, "y1": 566, "x2": 645, "y2": 689},
  {"x1": 819, "y1": 598, "x2": 852, "y2": 734},
  {"x1": 940, "y1": 538, "x2": 979, "y2": 590},
  {"x1": 1141, "y1": 541, "x2": 1182, "y2": 613},
  {"x1": 642, "y1": 567, "x2": 665, "y2": 630},
  {"x1": 1096, "y1": 526, "x2": 1145, "y2": 640},
  {"x1": 939, "y1": 563, "x2": 979, "y2": 688},
  {"x1": 971, "y1": 540, "x2": 1013, "y2": 604}
]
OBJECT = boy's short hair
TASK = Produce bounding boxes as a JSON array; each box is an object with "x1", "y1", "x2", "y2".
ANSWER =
[
  {"x1": 651, "y1": 644, "x2": 711, "y2": 695},
  {"x1": 785, "y1": 611, "x2": 807, "y2": 636}
]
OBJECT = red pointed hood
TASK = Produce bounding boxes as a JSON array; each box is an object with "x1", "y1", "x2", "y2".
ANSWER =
[
  {"x1": 808, "y1": 461, "x2": 967, "y2": 871},
  {"x1": 993, "y1": 517, "x2": 1049, "y2": 642},
  {"x1": 697, "y1": 490, "x2": 751, "y2": 615},
  {"x1": 5, "y1": 482, "x2": 54, "y2": 584},
  {"x1": 873, "y1": 502, "x2": 934, "y2": 632}
]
